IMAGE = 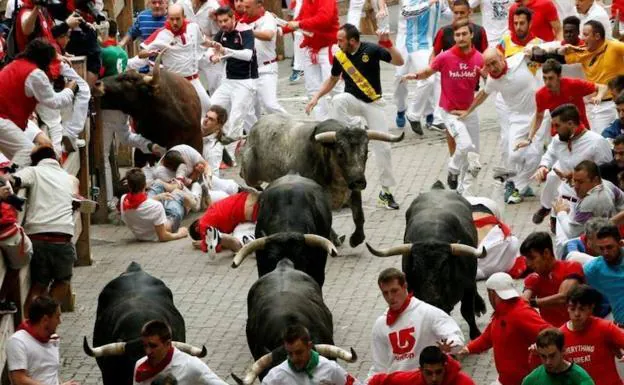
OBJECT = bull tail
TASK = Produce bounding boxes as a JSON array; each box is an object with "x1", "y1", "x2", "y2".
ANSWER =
[
  {"x1": 474, "y1": 292, "x2": 486, "y2": 317},
  {"x1": 431, "y1": 180, "x2": 446, "y2": 190}
]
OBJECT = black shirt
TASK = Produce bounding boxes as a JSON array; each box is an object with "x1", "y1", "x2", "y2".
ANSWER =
[
  {"x1": 599, "y1": 160, "x2": 624, "y2": 187},
  {"x1": 214, "y1": 27, "x2": 258, "y2": 80},
  {"x1": 331, "y1": 41, "x2": 391, "y2": 103}
]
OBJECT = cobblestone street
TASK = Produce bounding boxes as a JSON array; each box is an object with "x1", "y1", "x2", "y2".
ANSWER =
[{"x1": 58, "y1": 55, "x2": 548, "y2": 385}]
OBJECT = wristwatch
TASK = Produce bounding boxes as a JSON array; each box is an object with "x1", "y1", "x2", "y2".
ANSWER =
[{"x1": 529, "y1": 297, "x2": 538, "y2": 308}]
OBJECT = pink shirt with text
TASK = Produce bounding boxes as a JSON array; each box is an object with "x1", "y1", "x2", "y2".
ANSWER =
[{"x1": 431, "y1": 47, "x2": 484, "y2": 112}]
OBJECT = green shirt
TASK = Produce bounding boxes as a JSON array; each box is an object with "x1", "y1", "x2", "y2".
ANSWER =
[
  {"x1": 100, "y1": 44, "x2": 128, "y2": 77},
  {"x1": 522, "y1": 363, "x2": 595, "y2": 385}
]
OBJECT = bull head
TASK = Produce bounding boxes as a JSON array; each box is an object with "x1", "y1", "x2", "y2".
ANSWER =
[
  {"x1": 231, "y1": 233, "x2": 338, "y2": 268},
  {"x1": 231, "y1": 345, "x2": 357, "y2": 385},
  {"x1": 313, "y1": 130, "x2": 404, "y2": 144},
  {"x1": 83, "y1": 337, "x2": 207, "y2": 358},
  {"x1": 365, "y1": 242, "x2": 486, "y2": 258}
]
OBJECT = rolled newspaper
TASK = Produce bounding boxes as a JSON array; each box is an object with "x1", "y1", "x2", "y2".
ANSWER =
[{"x1": 272, "y1": 13, "x2": 314, "y2": 37}]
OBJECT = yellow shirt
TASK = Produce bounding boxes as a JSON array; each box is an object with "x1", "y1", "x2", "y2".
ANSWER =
[
  {"x1": 498, "y1": 33, "x2": 542, "y2": 74},
  {"x1": 565, "y1": 40, "x2": 624, "y2": 86}
]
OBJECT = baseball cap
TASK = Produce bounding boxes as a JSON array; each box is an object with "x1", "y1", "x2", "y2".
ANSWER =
[{"x1": 485, "y1": 272, "x2": 519, "y2": 300}]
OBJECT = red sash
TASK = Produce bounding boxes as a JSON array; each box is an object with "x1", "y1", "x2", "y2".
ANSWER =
[
  {"x1": 17, "y1": 320, "x2": 55, "y2": 343},
  {"x1": 474, "y1": 215, "x2": 512, "y2": 238}
]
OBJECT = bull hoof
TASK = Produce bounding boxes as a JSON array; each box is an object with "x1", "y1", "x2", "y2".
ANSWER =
[{"x1": 349, "y1": 232, "x2": 365, "y2": 248}]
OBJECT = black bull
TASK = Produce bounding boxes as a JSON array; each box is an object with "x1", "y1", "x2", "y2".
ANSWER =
[
  {"x1": 230, "y1": 174, "x2": 336, "y2": 288},
  {"x1": 367, "y1": 184, "x2": 487, "y2": 339},
  {"x1": 240, "y1": 113, "x2": 403, "y2": 248},
  {"x1": 233, "y1": 259, "x2": 357, "y2": 385},
  {"x1": 83, "y1": 262, "x2": 206, "y2": 385}
]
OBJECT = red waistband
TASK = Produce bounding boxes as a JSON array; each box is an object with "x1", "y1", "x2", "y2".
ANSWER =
[
  {"x1": 185, "y1": 73, "x2": 199, "y2": 81},
  {"x1": 29, "y1": 233, "x2": 72, "y2": 243},
  {"x1": 262, "y1": 58, "x2": 277, "y2": 66}
]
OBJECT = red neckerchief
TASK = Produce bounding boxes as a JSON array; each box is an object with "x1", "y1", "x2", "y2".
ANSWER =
[
  {"x1": 489, "y1": 60, "x2": 508, "y2": 80},
  {"x1": 239, "y1": 8, "x2": 265, "y2": 24},
  {"x1": 165, "y1": 19, "x2": 189, "y2": 44},
  {"x1": 474, "y1": 215, "x2": 511, "y2": 238},
  {"x1": 123, "y1": 192, "x2": 148, "y2": 211},
  {"x1": 135, "y1": 346, "x2": 174, "y2": 382},
  {"x1": 450, "y1": 45, "x2": 476, "y2": 60},
  {"x1": 17, "y1": 320, "x2": 54, "y2": 344},
  {"x1": 510, "y1": 30, "x2": 535, "y2": 47},
  {"x1": 567, "y1": 124, "x2": 587, "y2": 151},
  {"x1": 101, "y1": 39, "x2": 117, "y2": 47},
  {"x1": 386, "y1": 294, "x2": 413, "y2": 326}
]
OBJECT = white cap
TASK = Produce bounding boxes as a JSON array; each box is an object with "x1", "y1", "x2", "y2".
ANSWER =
[{"x1": 485, "y1": 272, "x2": 519, "y2": 300}]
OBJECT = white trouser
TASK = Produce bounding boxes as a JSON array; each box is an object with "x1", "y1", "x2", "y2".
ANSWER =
[
  {"x1": 432, "y1": 73, "x2": 444, "y2": 125},
  {"x1": 254, "y1": 67, "x2": 287, "y2": 118},
  {"x1": 190, "y1": 77, "x2": 211, "y2": 118},
  {"x1": 442, "y1": 110, "x2": 480, "y2": 196},
  {"x1": 330, "y1": 93, "x2": 397, "y2": 187},
  {"x1": 59, "y1": 61, "x2": 90, "y2": 139},
  {"x1": 394, "y1": 48, "x2": 435, "y2": 122},
  {"x1": 539, "y1": 165, "x2": 578, "y2": 209},
  {"x1": 587, "y1": 100, "x2": 617, "y2": 135},
  {"x1": 202, "y1": 134, "x2": 224, "y2": 177},
  {"x1": 198, "y1": 56, "x2": 223, "y2": 96},
  {"x1": 496, "y1": 94, "x2": 511, "y2": 170},
  {"x1": 210, "y1": 78, "x2": 256, "y2": 160},
  {"x1": 0, "y1": 118, "x2": 34, "y2": 167},
  {"x1": 101, "y1": 109, "x2": 153, "y2": 203},
  {"x1": 477, "y1": 226, "x2": 519, "y2": 280},
  {"x1": 304, "y1": 46, "x2": 342, "y2": 122},
  {"x1": 209, "y1": 175, "x2": 240, "y2": 203},
  {"x1": 293, "y1": 31, "x2": 305, "y2": 71},
  {"x1": 346, "y1": 0, "x2": 365, "y2": 26},
  {"x1": 507, "y1": 112, "x2": 542, "y2": 192},
  {"x1": 232, "y1": 222, "x2": 256, "y2": 244}
]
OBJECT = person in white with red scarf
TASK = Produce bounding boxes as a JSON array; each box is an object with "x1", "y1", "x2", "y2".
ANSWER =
[
  {"x1": 133, "y1": 320, "x2": 227, "y2": 385},
  {"x1": 367, "y1": 268, "x2": 464, "y2": 379},
  {"x1": 138, "y1": 4, "x2": 211, "y2": 117}
]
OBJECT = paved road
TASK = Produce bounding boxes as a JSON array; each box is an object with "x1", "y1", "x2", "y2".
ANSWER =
[{"x1": 58, "y1": 56, "x2": 548, "y2": 385}]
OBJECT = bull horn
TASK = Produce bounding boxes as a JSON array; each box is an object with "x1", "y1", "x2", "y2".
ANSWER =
[
  {"x1": 314, "y1": 132, "x2": 337, "y2": 143},
  {"x1": 83, "y1": 336, "x2": 126, "y2": 357},
  {"x1": 231, "y1": 351, "x2": 273, "y2": 385},
  {"x1": 151, "y1": 49, "x2": 166, "y2": 85},
  {"x1": 367, "y1": 130, "x2": 405, "y2": 142},
  {"x1": 143, "y1": 75, "x2": 153, "y2": 83},
  {"x1": 314, "y1": 345, "x2": 358, "y2": 363},
  {"x1": 366, "y1": 242, "x2": 412, "y2": 257},
  {"x1": 231, "y1": 237, "x2": 268, "y2": 268},
  {"x1": 303, "y1": 234, "x2": 338, "y2": 257},
  {"x1": 450, "y1": 243, "x2": 487, "y2": 259},
  {"x1": 172, "y1": 341, "x2": 207, "y2": 357}
]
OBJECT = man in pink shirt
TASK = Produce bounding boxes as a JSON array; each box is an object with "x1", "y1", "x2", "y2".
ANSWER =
[{"x1": 403, "y1": 18, "x2": 484, "y2": 196}]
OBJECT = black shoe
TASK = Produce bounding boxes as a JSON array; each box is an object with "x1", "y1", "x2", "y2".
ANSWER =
[
  {"x1": 409, "y1": 120, "x2": 423, "y2": 135},
  {"x1": 0, "y1": 300, "x2": 17, "y2": 315},
  {"x1": 447, "y1": 172, "x2": 459, "y2": 190},
  {"x1": 378, "y1": 191, "x2": 399, "y2": 210},
  {"x1": 532, "y1": 207, "x2": 551, "y2": 224}
]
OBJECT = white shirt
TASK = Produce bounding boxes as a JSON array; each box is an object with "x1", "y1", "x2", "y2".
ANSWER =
[
  {"x1": 469, "y1": 0, "x2": 510, "y2": 43},
  {"x1": 6, "y1": 330, "x2": 60, "y2": 385},
  {"x1": 143, "y1": 22, "x2": 204, "y2": 77},
  {"x1": 262, "y1": 355, "x2": 360, "y2": 385},
  {"x1": 157, "y1": 144, "x2": 205, "y2": 180},
  {"x1": 484, "y1": 54, "x2": 538, "y2": 124},
  {"x1": 133, "y1": 348, "x2": 228, "y2": 385},
  {"x1": 540, "y1": 130, "x2": 613, "y2": 172},
  {"x1": 368, "y1": 297, "x2": 464, "y2": 377},
  {"x1": 553, "y1": 0, "x2": 577, "y2": 21},
  {"x1": 25, "y1": 69, "x2": 75, "y2": 111},
  {"x1": 579, "y1": 2, "x2": 612, "y2": 40},
  {"x1": 14, "y1": 158, "x2": 75, "y2": 236},
  {"x1": 243, "y1": 12, "x2": 278, "y2": 73},
  {"x1": 120, "y1": 196, "x2": 166, "y2": 241},
  {"x1": 181, "y1": 0, "x2": 221, "y2": 37}
]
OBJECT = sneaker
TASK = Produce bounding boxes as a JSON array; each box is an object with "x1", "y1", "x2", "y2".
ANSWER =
[
  {"x1": 396, "y1": 110, "x2": 406, "y2": 128},
  {"x1": 0, "y1": 300, "x2": 17, "y2": 315},
  {"x1": 520, "y1": 186, "x2": 535, "y2": 197},
  {"x1": 492, "y1": 166, "x2": 516, "y2": 182},
  {"x1": 532, "y1": 206, "x2": 551, "y2": 224},
  {"x1": 425, "y1": 114, "x2": 434, "y2": 127},
  {"x1": 378, "y1": 191, "x2": 399, "y2": 210},
  {"x1": 427, "y1": 122, "x2": 447, "y2": 132},
  {"x1": 241, "y1": 234, "x2": 255, "y2": 245},
  {"x1": 467, "y1": 153, "x2": 482, "y2": 178},
  {"x1": 504, "y1": 181, "x2": 522, "y2": 204},
  {"x1": 447, "y1": 172, "x2": 459, "y2": 190},
  {"x1": 289, "y1": 69, "x2": 303, "y2": 82},
  {"x1": 205, "y1": 226, "x2": 220, "y2": 261},
  {"x1": 409, "y1": 119, "x2": 423, "y2": 135}
]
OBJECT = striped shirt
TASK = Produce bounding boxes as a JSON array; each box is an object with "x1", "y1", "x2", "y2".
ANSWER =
[
  {"x1": 128, "y1": 10, "x2": 167, "y2": 41},
  {"x1": 396, "y1": 0, "x2": 448, "y2": 53}
]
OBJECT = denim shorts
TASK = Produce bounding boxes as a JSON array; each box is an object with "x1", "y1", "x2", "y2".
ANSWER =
[{"x1": 148, "y1": 183, "x2": 185, "y2": 232}]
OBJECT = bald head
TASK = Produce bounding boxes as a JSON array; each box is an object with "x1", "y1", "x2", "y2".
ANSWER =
[
  {"x1": 483, "y1": 47, "x2": 506, "y2": 77},
  {"x1": 167, "y1": 4, "x2": 185, "y2": 31}
]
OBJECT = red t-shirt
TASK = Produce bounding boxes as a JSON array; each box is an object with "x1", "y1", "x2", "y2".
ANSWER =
[
  {"x1": 509, "y1": 0, "x2": 559, "y2": 42},
  {"x1": 561, "y1": 317, "x2": 624, "y2": 385},
  {"x1": 612, "y1": 0, "x2": 624, "y2": 18},
  {"x1": 535, "y1": 78, "x2": 596, "y2": 136},
  {"x1": 523, "y1": 260, "x2": 584, "y2": 327}
]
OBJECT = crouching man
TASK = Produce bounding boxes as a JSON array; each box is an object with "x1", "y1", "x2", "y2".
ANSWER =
[{"x1": 134, "y1": 320, "x2": 227, "y2": 385}]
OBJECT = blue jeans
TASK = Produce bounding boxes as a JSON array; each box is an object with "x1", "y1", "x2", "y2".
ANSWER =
[{"x1": 147, "y1": 183, "x2": 185, "y2": 232}]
